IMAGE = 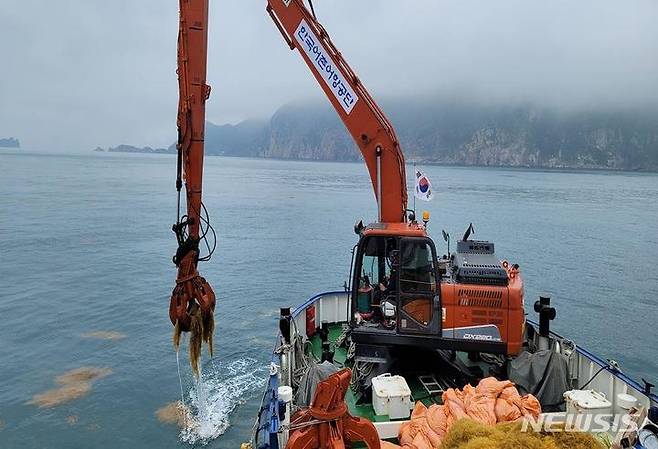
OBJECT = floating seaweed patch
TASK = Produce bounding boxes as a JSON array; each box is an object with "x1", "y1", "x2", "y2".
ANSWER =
[
  {"x1": 82, "y1": 331, "x2": 127, "y2": 341},
  {"x1": 28, "y1": 367, "x2": 112, "y2": 408},
  {"x1": 156, "y1": 401, "x2": 194, "y2": 429},
  {"x1": 29, "y1": 383, "x2": 92, "y2": 408},
  {"x1": 55, "y1": 367, "x2": 112, "y2": 384}
]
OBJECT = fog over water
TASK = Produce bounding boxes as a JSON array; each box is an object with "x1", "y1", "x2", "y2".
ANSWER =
[{"x1": 1, "y1": 0, "x2": 657, "y2": 151}]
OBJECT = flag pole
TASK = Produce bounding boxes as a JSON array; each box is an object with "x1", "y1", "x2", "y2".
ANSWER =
[{"x1": 413, "y1": 161, "x2": 417, "y2": 217}]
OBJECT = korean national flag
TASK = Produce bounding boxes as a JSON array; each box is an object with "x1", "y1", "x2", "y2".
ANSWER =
[{"x1": 414, "y1": 170, "x2": 434, "y2": 201}]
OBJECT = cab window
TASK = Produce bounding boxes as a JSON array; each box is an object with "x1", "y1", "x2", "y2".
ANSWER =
[
  {"x1": 359, "y1": 236, "x2": 396, "y2": 287},
  {"x1": 399, "y1": 240, "x2": 436, "y2": 294},
  {"x1": 355, "y1": 237, "x2": 398, "y2": 312}
]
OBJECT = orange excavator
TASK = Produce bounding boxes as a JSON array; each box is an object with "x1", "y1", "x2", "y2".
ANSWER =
[
  {"x1": 167, "y1": 0, "x2": 525, "y2": 379},
  {"x1": 266, "y1": 0, "x2": 526, "y2": 357},
  {"x1": 264, "y1": 3, "x2": 528, "y2": 448}
]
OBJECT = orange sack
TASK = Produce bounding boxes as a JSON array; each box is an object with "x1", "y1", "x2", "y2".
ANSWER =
[
  {"x1": 426, "y1": 405, "x2": 448, "y2": 437},
  {"x1": 463, "y1": 391, "x2": 496, "y2": 426},
  {"x1": 442, "y1": 388, "x2": 466, "y2": 421},
  {"x1": 494, "y1": 397, "x2": 522, "y2": 422},
  {"x1": 475, "y1": 377, "x2": 514, "y2": 397},
  {"x1": 380, "y1": 377, "x2": 541, "y2": 449}
]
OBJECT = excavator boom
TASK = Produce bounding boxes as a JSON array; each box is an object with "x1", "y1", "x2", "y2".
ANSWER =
[
  {"x1": 169, "y1": 0, "x2": 216, "y2": 376},
  {"x1": 267, "y1": 0, "x2": 408, "y2": 223},
  {"x1": 176, "y1": 0, "x2": 210, "y2": 242}
]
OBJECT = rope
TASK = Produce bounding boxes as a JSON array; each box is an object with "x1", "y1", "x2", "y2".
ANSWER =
[
  {"x1": 307, "y1": 0, "x2": 317, "y2": 20},
  {"x1": 346, "y1": 340, "x2": 356, "y2": 361},
  {"x1": 350, "y1": 360, "x2": 373, "y2": 392},
  {"x1": 334, "y1": 325, "x2": 350, "y2": 349},
  {"x1": 580, "y1": 363, "x2": 611, "y2": 390},
  {"x1": 288, "y1": 317, "x2": 312, "y2": 389}
]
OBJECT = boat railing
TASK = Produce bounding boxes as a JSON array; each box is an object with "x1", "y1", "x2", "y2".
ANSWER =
[
  {"x1": 253, "y1": 290, "x2": 347, "y2": 448},
  {"x1": 527, "y1": 318, "x2": 658, "y2": 407}
]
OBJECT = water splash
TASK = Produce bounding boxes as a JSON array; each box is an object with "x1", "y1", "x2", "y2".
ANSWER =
[{"x1": 179, "y1": 357, "x2": 266, "y2": 445}]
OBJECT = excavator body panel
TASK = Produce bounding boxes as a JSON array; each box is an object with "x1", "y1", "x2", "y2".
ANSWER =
[{"x1": 350, "y1": 225, "x2": 524, "y2": 356}]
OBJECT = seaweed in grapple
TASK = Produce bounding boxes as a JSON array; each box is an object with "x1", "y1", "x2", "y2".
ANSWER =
[
  {"x1": 173, "y1": 303, "x2": 215, "y2": 378},
  {"x1": 189, "y1": 306, "x2": 204, "y2": 377}
]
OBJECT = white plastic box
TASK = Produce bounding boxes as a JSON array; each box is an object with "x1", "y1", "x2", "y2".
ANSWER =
[
  {"x1": 564, "y1": 389, "x2": 612, "y2": 430},
  {"x1": 371, "y1": 373, "x2": 413, "y2": 419}
]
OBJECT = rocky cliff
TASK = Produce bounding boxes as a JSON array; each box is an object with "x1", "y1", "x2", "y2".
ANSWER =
[{"x1": 204, "y1": 99, "x2": 658, "y2": 170}]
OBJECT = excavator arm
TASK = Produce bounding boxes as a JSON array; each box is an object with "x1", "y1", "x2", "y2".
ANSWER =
[
  {"x1": 267, "y1": 0, "x2": 408, "y2": 223},
  {"x1": 169, "y1": 0, "x2": 216, "y2": 375}
]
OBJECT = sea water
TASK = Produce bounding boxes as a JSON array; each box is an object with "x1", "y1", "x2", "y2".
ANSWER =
[{"x1": 0, "y1": 151, "x2": 656, "y2": 448}]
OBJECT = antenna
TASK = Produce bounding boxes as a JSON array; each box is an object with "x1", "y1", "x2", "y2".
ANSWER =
[
  {"x1": 462, "y1": 223, "x2": 475, "y2": 241},
  {"x1": 442, "y1": 229, "x2": 450, "y2": 256}
]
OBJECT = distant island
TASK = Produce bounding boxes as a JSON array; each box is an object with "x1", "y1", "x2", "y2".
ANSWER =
[
  {"x1": 100, "y1": 97, "x2": 658, "y2": 171},
  {"x1": 0, "y1": 137, "x2": 20, "y2": 148},
  {"x1": 95, "y1": 144, "x2": 174, "y2": 154}
]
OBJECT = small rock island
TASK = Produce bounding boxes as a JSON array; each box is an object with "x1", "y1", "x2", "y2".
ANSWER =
[
  {"x1": 0, "y1": 137, "x2": 20, "y2": 148},
  {"x1": 93, "y1": 144, "x2": 173, "y2": 154}
]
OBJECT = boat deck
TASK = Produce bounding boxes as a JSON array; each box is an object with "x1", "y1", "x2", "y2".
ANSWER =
[
  {"x1": 252, "y1": 291, "x2": 658, "y2": 449},
  {"x1": 308, "y1": 322, "x2": 444, "y2": 422}
]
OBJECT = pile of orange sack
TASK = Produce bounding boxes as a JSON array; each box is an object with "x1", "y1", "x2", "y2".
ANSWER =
[{"x1": 382, "y1": 377, "x2": 541, "y2": 449}]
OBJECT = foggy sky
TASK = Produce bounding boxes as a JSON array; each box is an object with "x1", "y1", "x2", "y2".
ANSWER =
[{"x1": 1, "y1": 0, "x2": 657, "y2": 152}]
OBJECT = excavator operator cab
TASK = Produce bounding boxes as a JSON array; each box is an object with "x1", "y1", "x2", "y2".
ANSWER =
[
  {"x1": 350, "y1": 224, "x2": 442, "y2": 340},
  {"x1": 349, "y1": 223, "x2": 523, "y2": 355}
]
